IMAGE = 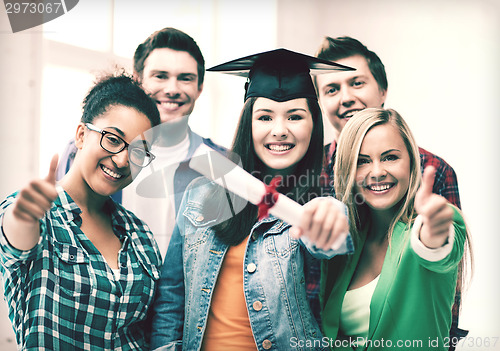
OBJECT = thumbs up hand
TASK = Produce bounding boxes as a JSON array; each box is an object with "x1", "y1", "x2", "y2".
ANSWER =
[
  {"x1": 11, "y1": 154, "x2": 59, "y2": 224},
  {"x1": 414, "y1": 166, "x2": 454, "y2": 249},
  {"x1": 3, "y1": 154, "x2": 59, "y2": 251}
]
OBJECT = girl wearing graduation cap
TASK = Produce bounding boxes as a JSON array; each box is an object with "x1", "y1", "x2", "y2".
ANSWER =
[{"x1": 150, "y1": 49, "x2": 354, "y2": 351}]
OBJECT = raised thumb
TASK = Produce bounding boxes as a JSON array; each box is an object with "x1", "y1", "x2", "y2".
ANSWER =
[
  {"x1": 420, "y1": 166, "x2": 436, "y2": 197},
  {"x1": 45, "y1": 154, "x2": 59, "y2": 185}
]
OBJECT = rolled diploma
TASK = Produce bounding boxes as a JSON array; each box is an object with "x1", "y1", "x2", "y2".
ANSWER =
[{"x1": 189, "y1": 144, "x2": 304, "y2": 227}]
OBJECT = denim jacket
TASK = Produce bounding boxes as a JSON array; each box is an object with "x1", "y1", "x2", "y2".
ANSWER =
[{"x1": 150, "y1": 177, "x2": 353, "y2": 351}]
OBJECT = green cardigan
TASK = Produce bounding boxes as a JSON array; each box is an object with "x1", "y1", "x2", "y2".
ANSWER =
[{"x1": 321, "y1": 208, "x2": 466, "y2": 351}]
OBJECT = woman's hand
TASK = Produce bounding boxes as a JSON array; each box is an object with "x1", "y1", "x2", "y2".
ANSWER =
[
  {"x1": 2, "y1": 154, "x2": 59, "y2": 250},
  {"x1": 415, "y1": 166, "x2": 454, "y2": 249},
  {"x1": 290, "y1": 197, "x2": 349, "y2": 250}
]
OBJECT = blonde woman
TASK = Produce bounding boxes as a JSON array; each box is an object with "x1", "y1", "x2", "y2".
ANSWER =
[{"x1": 321, "y1": 108, "x2": 472, "y2": 350}]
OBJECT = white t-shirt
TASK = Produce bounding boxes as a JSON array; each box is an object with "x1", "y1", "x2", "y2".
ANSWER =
[
  {"x1": 122, "y1": 134, "x2": 190, "y2": 260},
  {"x1": 340, "y1": 275, "x2": 380, "y2": 345}
]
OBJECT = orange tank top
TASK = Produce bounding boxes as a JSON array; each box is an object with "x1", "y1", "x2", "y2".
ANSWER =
[{"x1": 201, "y1": 236, "x2": 257, "y2": 351}]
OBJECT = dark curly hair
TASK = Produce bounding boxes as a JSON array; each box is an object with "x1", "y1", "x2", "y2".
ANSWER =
[{"x1": 81, "y1": 70, "x2": 160, "y2": 128}]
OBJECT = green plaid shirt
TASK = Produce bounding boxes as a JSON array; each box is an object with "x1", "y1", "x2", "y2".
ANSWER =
[{"x1": 0, "y1": 185, "x2": 161, "y2": 350}]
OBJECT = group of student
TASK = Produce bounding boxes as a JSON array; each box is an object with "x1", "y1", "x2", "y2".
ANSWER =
[{"x1": 0, "y1": 27, "x2": 472, "y2": 351}]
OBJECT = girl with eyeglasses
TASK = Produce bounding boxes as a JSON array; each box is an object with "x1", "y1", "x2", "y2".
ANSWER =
[{"x1": 0, "y1": 72, "x2": 162, "y2": 350}]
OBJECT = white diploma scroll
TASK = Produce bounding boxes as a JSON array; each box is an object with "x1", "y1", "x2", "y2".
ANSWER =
[
  {"x1": 189, "y1": 144, "x2": 351, "y2": 254},
  {"x1": 189, "y1": 144, "x2": 304, "y2": 227}
]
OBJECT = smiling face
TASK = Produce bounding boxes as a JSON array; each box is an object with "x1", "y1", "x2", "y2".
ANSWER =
[
  {"x1": 251, "y1": 97, "x2": 313, "y2": 175},
  {"x1": 355, "y1": 123, "x2": 410, "y2": 214},
  {"x1": 75, "y1": 105, "x2": 153, "y2": 197},
  {"x1": 140, "y1": 48, "x2": 203, "y2": 123},
  {"x1": 315, "y1": 55, "x2": 387, "y2": 137}
]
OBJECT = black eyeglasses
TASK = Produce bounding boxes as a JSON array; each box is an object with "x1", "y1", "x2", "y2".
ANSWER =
[{"x1": 85, "y1": 123, "x2": 155, "y2": 167}]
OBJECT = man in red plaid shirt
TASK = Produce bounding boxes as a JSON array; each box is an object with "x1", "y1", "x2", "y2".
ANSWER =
[{"x1": 310, "y1": 36, "x2": 464, "y2": 351}]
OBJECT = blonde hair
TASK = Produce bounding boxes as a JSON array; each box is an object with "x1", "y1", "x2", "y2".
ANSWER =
[{"x1": 334, "y1": 108, "x2": 421, "y2": 240}]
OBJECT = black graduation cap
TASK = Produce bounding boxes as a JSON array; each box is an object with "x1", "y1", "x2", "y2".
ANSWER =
[{"x1": 207, "y1": 48, "x2": 355, "y2": 102}]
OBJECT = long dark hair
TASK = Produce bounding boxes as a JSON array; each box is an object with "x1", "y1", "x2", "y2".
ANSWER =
[{"x1": 206, "y1": 97, "x2": 324, "y2": 246}]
